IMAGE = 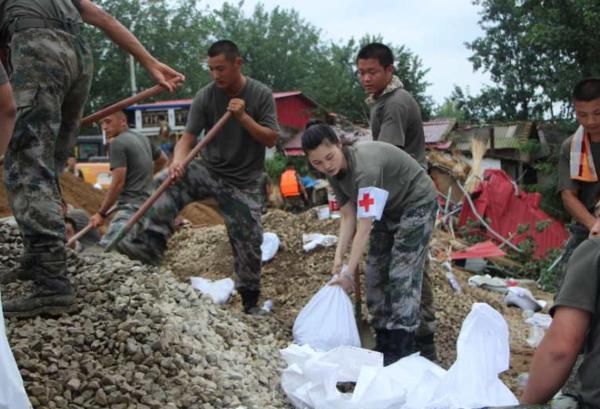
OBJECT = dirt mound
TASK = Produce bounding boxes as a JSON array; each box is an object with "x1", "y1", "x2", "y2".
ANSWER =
[
  {"x1": 0, "y1": 170, "x2": 105, "y2": 217},
  {"x1": 0, "y1": 169, "x2": 223, "y2": 226},
  {"x1": 164, "y1": 208, "x2": 552, "y2": 393},
  {"x1": 180, "y1": 200, "x2": 223, "y2": 226}
]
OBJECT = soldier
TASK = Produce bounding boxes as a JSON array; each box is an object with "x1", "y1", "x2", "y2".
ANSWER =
[
  {"x1": 116, "y1": 40, "x2": 279, "y2": 315},
  {"x1": 1, "y1": 0, "x2": 183, "y2": 317},
  {"x1": 0, "y1": 63, "x2": 15, "y2": 161},
  {"x1": 556, "y1": 78, "x2": 600, "y2": 289},
  {"x1": 357, "y1": 42, "x2": 437, "y2": 361},
  {"x1": 518, "y1": 230, "x2": 600, "y2": 409},
  {"x1": 302, "y1": 122, "x2": 437, "y2": 365},
  {"x1": 89, "y1": 110, "x2": 167, "y2": 245}
]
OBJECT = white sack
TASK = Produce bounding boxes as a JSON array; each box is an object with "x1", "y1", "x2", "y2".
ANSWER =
[
  {"x1": 302, "y1": 233, "x2": 337, "y2": 252},
  {"x1": 0, "y1": 293, "x2": 32, "y2": 409},
  {"x1": 261, "y1": 232, "x2": 280, "y2": 262},
  {"x1": 282, "y1": 303, "x2": 518, "y2": 409},
  {"x1": 293, "y1": 284, "x2": 360, "y2": 351},
  {"x1": 190, "y1": 277, "x2": 235, "y2": 304}
]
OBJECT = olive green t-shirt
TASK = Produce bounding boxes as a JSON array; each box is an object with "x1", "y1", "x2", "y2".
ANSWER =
[
  {"x1": 370, "y1": 88, "x2": 426, "y2": 167},
  {"x1": 0, "y1": 64, "x2": 6, "y2": 85},
  {"x1": 109, "y1": 130, "x2": 161, "y2": 207},
  {"x1": 552, "y1": 238, "x2": 600, "y2": 409},
  {"x1": 558, "y1": 135, "x2": 600, "y2": 213},
  {"x1": 1, "y1": 0, "x2": 83, "y2": 29},
  {"x1": 328, "y1": 142, "x2": 436, "y2": 223},
  {"x1": 185, "y1": 77, "x2": 279, "y2": 187}
]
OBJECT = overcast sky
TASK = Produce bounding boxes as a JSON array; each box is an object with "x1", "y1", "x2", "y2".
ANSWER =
[{"x1": 206, "y1": 0, "x2": 492, "y2": 105}]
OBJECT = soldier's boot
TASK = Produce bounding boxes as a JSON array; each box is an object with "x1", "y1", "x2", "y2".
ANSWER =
[
  {"x1": 415, "y1": 334, "x2": 437, "y2": 362},
  {"x1": 239, "y1": 289, "x2": 268, "y2": 316},
  {"x1": 376, "y1": 329, "x2": 416, "y2": 366},
  {"x1": 115, "y1": 233, "x2": 163, "y2": 266},
  {"x1": 2, "y1": 250, "x2": 76, "y2": 318},
  {"x1": 0, "y1": 255, "x2": 35, "y2": 284}
]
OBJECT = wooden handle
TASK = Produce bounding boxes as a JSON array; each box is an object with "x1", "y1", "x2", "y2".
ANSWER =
[
  {"x1": 103, "y1": 111, "x2": 233, "y2": 252},
  {"x1": 66, "y1": 206, "x2": 117, "y2": 247},
  {"x1": 80, "y1": 85, "x2": 166, "y2": 127}
]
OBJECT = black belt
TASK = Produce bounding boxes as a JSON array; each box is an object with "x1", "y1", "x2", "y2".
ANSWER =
[{"x1": 8, "y1": 17, "x2": 82, "y2": 36}]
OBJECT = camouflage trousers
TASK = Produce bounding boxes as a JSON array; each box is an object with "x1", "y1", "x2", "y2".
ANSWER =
[
  {"x1": 100, "y1": 204, "x2": 138, "y2": 247},
  {"x1": 554, "y1": 223, "x2": 589, "y2": 291},
  {"x1": 366, "y1": 200, "x2": 437, "y2": 331},
  {"x1": 2, "y1": 28, "x2": 92, "y2": 292},
  {"x1": 118, "y1": 160, "x2": 264, "y2": 291},
  {"x1": 489, "y1": 394, "x2": 580, "y2": 408}
]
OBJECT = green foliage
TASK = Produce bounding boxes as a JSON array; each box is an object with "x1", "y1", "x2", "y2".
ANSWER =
[
  {"x1": 264, "y1": 153, "x2": 288, "y2": 183},
  {"x1": 460, "y1": 0, "x2": 600, "y2": 122},
  {"x1": 81, "y1": 1, "x2": 433, "y2": 123}
]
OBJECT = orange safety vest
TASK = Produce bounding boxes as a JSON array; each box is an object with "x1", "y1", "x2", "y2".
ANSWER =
[{"x1": 280, "y1": 169, "x2": 301, "y2": 197}]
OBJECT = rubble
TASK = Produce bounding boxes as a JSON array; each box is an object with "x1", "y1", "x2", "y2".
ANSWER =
[
  {"x1": 1, "y1": 207, "x2": 553, "y2": 407},
  {"x1": 0, "y1": 223, "x2": 289, "y2": 408}
]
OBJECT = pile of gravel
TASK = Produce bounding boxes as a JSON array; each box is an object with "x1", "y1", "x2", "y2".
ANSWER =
[{"x1": 0, "y1": 223, "x2": 290, "y2": 408}]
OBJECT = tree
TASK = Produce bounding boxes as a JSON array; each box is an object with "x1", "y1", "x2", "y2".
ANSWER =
[
  {"x1": 82, "y1": 0, "x2": 211, "y2": 113},
  {"x1": 465, "y1": 0, "x2": 600, "y2": 121}
]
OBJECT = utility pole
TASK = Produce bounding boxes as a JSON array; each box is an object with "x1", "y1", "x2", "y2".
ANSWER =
[{"x1": 129, "y1": 55, "x2": 137, "y2": 96}]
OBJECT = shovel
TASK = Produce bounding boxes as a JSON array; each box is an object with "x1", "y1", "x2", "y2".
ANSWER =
[
  {"x1": 103, "y1": 111, "x2": 232, "y2": 252},
  {"x1": 66, "y1": 205, "x2": 117, "y2": 248},
  {"x1": 354, "y1": 265, "x2": 375, "y2": 349}
]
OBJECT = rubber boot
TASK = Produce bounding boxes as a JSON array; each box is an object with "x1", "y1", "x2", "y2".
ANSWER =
[
  {"x1": 415, "y1": 334, "x2": 437, "y2": 362},
  {"x1": 383, "y1": 329, "x2": 416, "y2": 366}
]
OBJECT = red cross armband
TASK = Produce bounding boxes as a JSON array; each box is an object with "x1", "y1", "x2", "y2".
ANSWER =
[{"x1": 356, "y1": 187, "x2": 388, "y2": 220}]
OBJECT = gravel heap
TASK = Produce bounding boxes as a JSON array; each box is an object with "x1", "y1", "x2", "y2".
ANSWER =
[
  {"x1": 165, "y1": 209, "x2": 552, "y2": 393},
  {"x1": 0, "y1": 222, "x2": 290, "y2": 409}
]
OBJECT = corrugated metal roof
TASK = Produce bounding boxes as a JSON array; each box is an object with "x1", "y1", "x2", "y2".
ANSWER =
[
  {"x1": 423, "y1": 118, "x2": 457, "y2": 143},
  {"x1": 126, "y1": 91, "x2": 315, "y2": 111},
  {"x1": 449, "y1": 122, "x2": 535, "y2": 153}
]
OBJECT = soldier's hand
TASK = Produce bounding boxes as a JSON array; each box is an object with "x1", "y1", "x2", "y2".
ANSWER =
[
  {"x1": 330, "y1": 266, "x2": 355, "y2": 293},
  {"x1": 146, "y1": 61, "x2": 185, "y2": 93},
  {"x1": 227, "y1": 98, "x2": 246, "y2": 119},
  {"x1": 90, "y1": 213, "x2": 105, "y2": 228},
  {"x1": 169, "y1": 160, "x2": 186, "y2": 181}
]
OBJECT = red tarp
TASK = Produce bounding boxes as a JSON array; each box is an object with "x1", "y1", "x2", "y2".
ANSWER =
[
  {"x1": 458, "y1": 169, "x2": 568, "y2": 259},
  {"x1": 450, "y1": 240, "x2": 507, "y2": 260}
]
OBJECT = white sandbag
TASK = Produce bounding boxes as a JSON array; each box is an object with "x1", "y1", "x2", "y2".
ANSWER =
[
  {"x1": 282, "y1": 303, "x2": 518, "y2": 409},
  {"x1": 261, "y1": 232, "x2": 280, "y2": 262},
  {"x1": 190, "y1": 277, "x2": 235, "y2": 304},
  {"x1": 302, "y1": 233, "x2": 337, "y2": 252},
  {"x1": 293, "y1": 284, "x2": 360, "y2": 351},
  {"x1": 426, "y1": 303, "x2": 518, "y2": 408},
  {"x1": 0, "y1": 293, "x2": 32, "y2": 409},
  {"x1": 504, "y1": 286, "x2": 544, "y2": 312}
]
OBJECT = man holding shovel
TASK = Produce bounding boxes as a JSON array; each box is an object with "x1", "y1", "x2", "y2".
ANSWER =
[
  {"x1": 0, "y1": 0, "x2": 184, "y2": 318},
  {"x1": 116, "y1": 40, "x2": 280, "y2": 315},
  {"x1": 89, "y1": 110, "x2": 167, "y2": 246},
  {"x1": 357, "y1": 42, "x2": 437, "y2": 361}
]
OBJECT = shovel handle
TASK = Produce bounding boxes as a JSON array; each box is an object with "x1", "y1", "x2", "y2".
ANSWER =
[
  {"x1": 103, "y1": 111, "x2": 233, "y2": 252},
  {"x1": 66, "y1": 206, "x2": 117, "y2": 247},
  {"x1": 80, "y1": 85, "x2": 166, "y2": 128}
]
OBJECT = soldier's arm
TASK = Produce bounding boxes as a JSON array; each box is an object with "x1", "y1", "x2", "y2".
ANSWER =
[
  {"x1": 91, "y1": 167, "x2": 126, "y2": 227},
  {"x1": 521, "y1": 306, "x2": 590, "y2": 405},
  {"x1": 227, "y1": 98, "x2": 278, "y2": 147},
  {"x1": 78, "y1": 0, "x2": 184, "y2": 92},
  {"x1": 561, "y1": 189, "x2": 596, "y2": 230},
  {"x1": 0, "y1": 80, "x2": 16, "y2": 161},
  {"x1": 332, "y1": 202, "x2": 356, "y2": 276}
]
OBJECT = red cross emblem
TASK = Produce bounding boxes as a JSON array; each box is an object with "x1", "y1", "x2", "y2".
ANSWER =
[{"x1": 359, "y1": 193, "x2": 375, "y2": 212}]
